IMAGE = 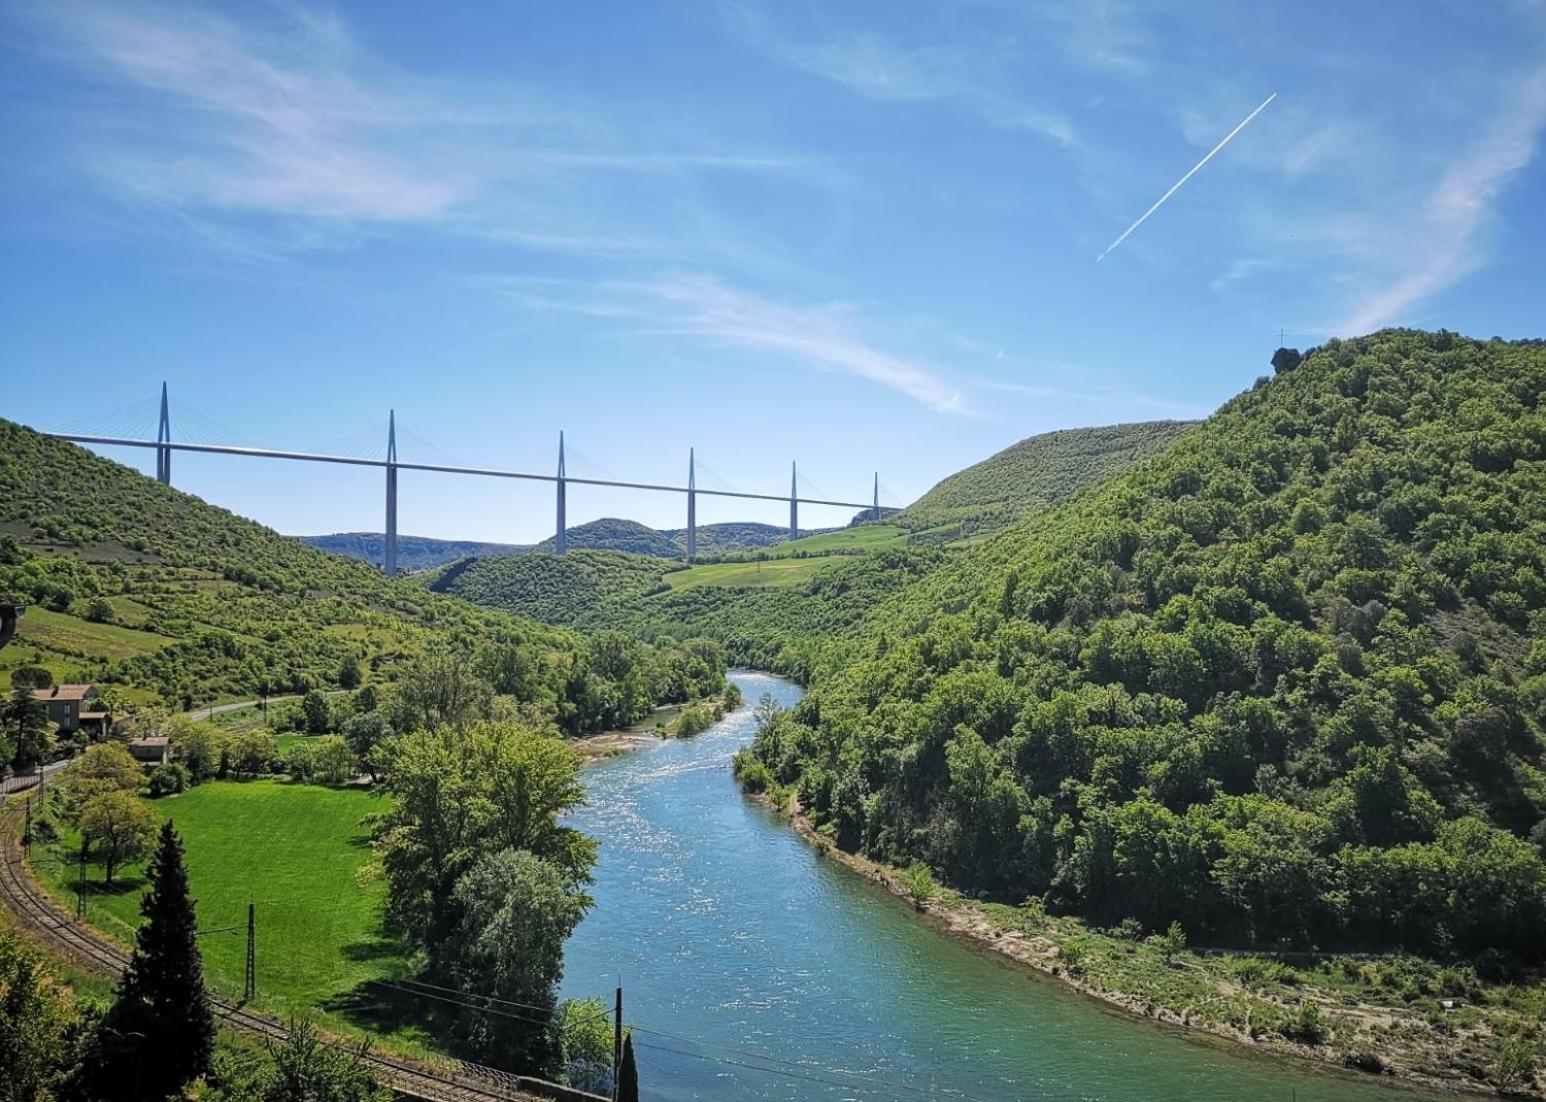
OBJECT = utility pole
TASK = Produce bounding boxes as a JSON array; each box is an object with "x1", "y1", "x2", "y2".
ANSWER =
[
  {"x1": 23, "y1": 795, "x2": 32, "y2": 857},
  {"x1": 155, "y1": 381, "x2": 172, "y2": 486},
  {"x1": 686, "y1": 448, "x2": 696, "y2": 563},
  {"x1": 76, "y1": 851, "x2": 86, "y2": 919},
  {"x1": 556, "y1": 432, "x2": 567, "y2": 556},
  {"x1": 384, "y1": 411, "x2": 399, "y2": 577},
  {"x1": 789, "y1": 461, "x2": 798, "y2": 542},
  {"x1": 612, "y1": 986, "x2": 623, "y2": 1102},
  {"x1": 244, "y1": 902, "x2": 256, "y2": 1002}
]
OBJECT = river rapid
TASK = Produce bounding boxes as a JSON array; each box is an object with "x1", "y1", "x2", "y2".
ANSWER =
[{"x1": 561, "y1": 671, "x2": 1445, "y2": 1102}]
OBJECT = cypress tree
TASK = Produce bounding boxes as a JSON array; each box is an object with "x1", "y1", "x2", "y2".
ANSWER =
[
  {"x1": 98, "y1": 820, "x2": 215, "y2": 1098},
  {"x1": 618, "y1": 1032, "x2": 639, "y2": 1102}
]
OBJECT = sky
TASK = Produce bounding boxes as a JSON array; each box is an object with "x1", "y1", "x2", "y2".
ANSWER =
[{"x1": 3, "y1": 0, "x2": 1546, "y2": 543}]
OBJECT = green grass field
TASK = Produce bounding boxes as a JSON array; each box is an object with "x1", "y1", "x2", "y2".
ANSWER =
[
  {"x1": 665, "y1": 555, "x2": 830, "y2": 590},
  {"x1": 14, "y1": 606, "x2": 173, "y2": 660},
  {"x1": 32, "y1": 780, "x2": 418, "y2": 1044},
  {"x1": 765, "y1": 524, "x2": 909, "y2": 557}
]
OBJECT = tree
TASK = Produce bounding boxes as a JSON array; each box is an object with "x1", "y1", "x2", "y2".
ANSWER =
[
  {"x1": 261, "y1": 1019, "x2": 390, "y2": 1102},
  {"x1": 342, "y1": 711, "x2": 390, "y2": 780},
  {"x1": 337, "y1": 653, "x2": 363, "y2": 690},
  {"x1": 302, "y1": 689, "x2": 332, "y2": 735},
  {"x1": 169, "y1": 718, "x2": 225, "y2": 783},
  {"x1": 78, "y1": 791, "x2": 156, "y2": 886},
  {"x1": 388, "y1": 651, "x2": 491, "y2": 733},
  {"x1": 618, "y1": 1033, "x2": 639, "y2": 1102},
  {"x1": 375, "y1": 720, "x2": 594, "y2": 949},
  {"x1": 2, "y1": 687, "x2": 51, "y2": 770},
  {"x1": 96, "y1": 821, "x2": 214, "y2": 1097},
  {"x1": 0, "y1": 931, "x2": 82, "y2": 1102},
  {"x1": 68, "y1": 742, "x2": 143, "y2": 807},
  {"x1": 83, "y1": 596, "x2": 116, "y2": 623},
  {"x1": 441, "y1": 848, "x2": 590, "y2": 1069},
  {"x1": 10, "y1": 665, "x2": 52, "y2": 690},
  {"x1": 558, "y1": 998, "x2": 615, "y2": 1094}
]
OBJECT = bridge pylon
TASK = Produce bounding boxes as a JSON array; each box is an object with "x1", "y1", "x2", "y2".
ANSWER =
[
  {"x1": 384, "y1": 411, "x2": 398, "y2": 576},
  {"x1": 789, "y1": 461, "x2": 798, "y2": 542},
  {"x1": 686, "y1": 449, "x2": 697, "y2": 562},
  {"x1": 155, "y1": 382, "x2": 172, "y2": 486},
  {"x1": 555, "y1": 432, "x2": 567, "y2": 556}
]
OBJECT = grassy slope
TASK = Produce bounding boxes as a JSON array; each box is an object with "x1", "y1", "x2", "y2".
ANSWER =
[
  {"x1": 0, "y1": 418, "x2": 591, "y2": 704},
  {"x1": 890, "y1": 420, "x2": 1194, "y2": 539},
  {"x1": 33, "y1": 781, "x2": 414, "y2": 1043}
]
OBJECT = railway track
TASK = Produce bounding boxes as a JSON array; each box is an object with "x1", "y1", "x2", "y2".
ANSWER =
[{"x1": 0, "y1": 797, "x2": 549, "y2": 1102}]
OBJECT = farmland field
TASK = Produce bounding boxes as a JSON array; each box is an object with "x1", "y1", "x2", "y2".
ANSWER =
[{"x1": 31, "y1": 779, "x2": 418, "y2": 1044}]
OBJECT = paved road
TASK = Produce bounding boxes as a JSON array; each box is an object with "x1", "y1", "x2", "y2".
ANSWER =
[{"x1": 186, "y1": 690, "x2": 348, "y2": 722}]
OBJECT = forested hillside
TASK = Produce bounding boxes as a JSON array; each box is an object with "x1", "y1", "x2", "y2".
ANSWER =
[
  {"x1": 0, "y1": 419, "x2": 722, "y2": 730},
  {"x1": 748, "y1": 331, "x2": 1546, "y2": 960},
  {"x1": 426, "y1": 549, "x2": 672, "y2": 624},
  {"x1": 892, "y1": 421, "x2": 1193, "y2": 540},
  {"x1": 529, "y1": 517, "x2": 831, "y2": 558},
  {"x1": 300, "y1": 532, "x2": 528, "y2": 571}
]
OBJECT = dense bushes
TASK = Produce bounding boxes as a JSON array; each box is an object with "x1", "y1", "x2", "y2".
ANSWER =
[{"x1": 745, "y1": 332, "x2": 1546, "y2": 962}]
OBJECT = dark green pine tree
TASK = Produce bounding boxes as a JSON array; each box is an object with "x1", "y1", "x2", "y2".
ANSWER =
[
  {"x1": 101, "y1": 820, "x2": 215, "y2": 1098},
  {"x1": 618, "y1": 1032, "x2": 639, "y2": 1102}
]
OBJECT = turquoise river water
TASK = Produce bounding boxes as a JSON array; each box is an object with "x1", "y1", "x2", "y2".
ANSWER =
[{"x1": 560, "y1": 671, "x2": 1446, "y2": 1102}]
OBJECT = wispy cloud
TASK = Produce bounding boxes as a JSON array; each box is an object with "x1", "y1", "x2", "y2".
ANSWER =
[
  {"x1": 1335, "y1": 67, "x2": 1546, "y2": 334},
  {"x1": 9, "y1": 1, "x2": 819, "y2": 251},
  {"x1": 730, "y1": 10, "x2": 1075, "y2": 146},
  {"x1": 499, "y1": 273, "x2": 970, "y2": 414}
]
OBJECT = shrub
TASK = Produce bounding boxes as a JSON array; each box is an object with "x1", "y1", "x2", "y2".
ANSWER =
[
  {"x1": 732, "y1": 751, "x2": 772, "y2": 793},
  {"x1": 900, "y1": 862, "x2": 936, "y2": 908},
  {"x1": 147, "y1": 762, "x2": 190, "y2": 797},
  {"x1": 1282, "y1": 1000, "x2": 1326, "y2": 1045}
]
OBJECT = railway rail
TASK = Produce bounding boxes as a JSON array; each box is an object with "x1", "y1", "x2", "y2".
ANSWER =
[{"x1": 0, "y1": 797, "x2": 567, "y2": 1102}]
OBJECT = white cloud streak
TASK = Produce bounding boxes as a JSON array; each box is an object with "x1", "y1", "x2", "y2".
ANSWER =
[
  {"x1": 1335, "y1": 68, "x2": 1546, "y2": 334},
  {"x1": 499, "y1": 273, "x2": 969, "y2": 414},
  {"x1": 1098, "y1": 92, "x2": 1277, "y2": 261}
]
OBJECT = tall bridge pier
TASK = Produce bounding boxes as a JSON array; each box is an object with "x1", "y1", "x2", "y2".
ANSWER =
[
  {"x1": 789, "y1": 462, "x2": 798, "y2": 542},
  {"x1": 555, "y1": 432, "x2": 567, "y2": 556},
  {"x1": 686, "y1": 449, "x2": 697, "y2": 562},
  {"x1": 384, "y1": 411, "x2": 399, "y2": 576},
  {"x1": 155, "y1": 381, "x2": 172, "y2": 486}
]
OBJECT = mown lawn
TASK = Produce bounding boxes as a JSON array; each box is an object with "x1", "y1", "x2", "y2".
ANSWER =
[{"x1": 31, "y1": 780, "x2": 421, "y2": 1045}]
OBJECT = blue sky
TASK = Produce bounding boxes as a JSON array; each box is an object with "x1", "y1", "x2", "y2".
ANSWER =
[{"x1": 3, "y1": 1, "x2": 1545, "y2": 543}]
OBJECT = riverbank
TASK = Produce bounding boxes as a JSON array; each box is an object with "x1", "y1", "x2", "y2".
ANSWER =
[{"x1": 753, "y1": 790, "x2": 1543, "y2": 1100}]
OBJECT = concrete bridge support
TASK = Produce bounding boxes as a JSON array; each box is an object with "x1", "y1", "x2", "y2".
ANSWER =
[
  {"x1": 555, "y1": 432, "x2": 567, "y2": 555},
  {"x1": 789, "y1": 461, "x2": 798, "y2": 542},
  {"x1": 155, "y1": 382, "x2": 172, "y2": 486},
  {"x1": 686, "y1": 449, "x2": 697, "y2": 562},
  {"x1": 384, "y1": 411, "x2": 399, "y2": 576}
]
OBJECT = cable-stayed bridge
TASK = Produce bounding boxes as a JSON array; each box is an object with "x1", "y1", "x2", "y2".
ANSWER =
[{"x1": 45, "y1": 384, "x2": 887, "y2": 575}]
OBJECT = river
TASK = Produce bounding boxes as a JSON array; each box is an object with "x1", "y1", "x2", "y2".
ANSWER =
[{"x1": 561, "y1": 671, "x2": 1444, "y2": 1102}]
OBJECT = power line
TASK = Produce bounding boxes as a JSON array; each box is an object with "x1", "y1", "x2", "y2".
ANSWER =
[{"x1": 627, "y1": 1027, "x2": 997, "y2": 1102}]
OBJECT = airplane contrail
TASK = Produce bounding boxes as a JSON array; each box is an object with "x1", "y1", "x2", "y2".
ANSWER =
[{"x1": 1097, "y1": 91, "x2": 1278, "y2": 262}]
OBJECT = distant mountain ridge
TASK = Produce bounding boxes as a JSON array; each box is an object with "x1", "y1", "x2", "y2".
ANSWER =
[
  {"x1": 305, "y1": 518, "x2": 838, "y2": 569},
  {"x1": 299, "y1": 532, "x2": 530, "y2": 571}
]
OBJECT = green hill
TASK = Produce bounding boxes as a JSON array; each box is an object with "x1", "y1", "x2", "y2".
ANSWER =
[
  {"x1": 891, "y1": 421, "x2": 1194, "y2": 540},
  {"x1": 746, "y1": 331, "x2": 1546, "y2": 961},
  {"x1": 299, "y1": 532, "x2": 529, "y2": 571},
  {"x1": 0, "y1": 419, "x2": 716, "y2": 731},
  {"x1": 426, "y1": 549, "x2": 673, "y2": 624},
  {"x1": 529, "y1": 517, "x2": 835, "y2": 558}
]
